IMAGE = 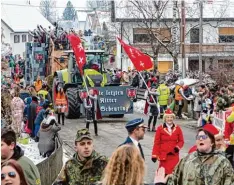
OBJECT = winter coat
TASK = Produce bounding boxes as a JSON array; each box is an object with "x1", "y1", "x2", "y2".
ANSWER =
[
  {"x1": 152, "y1": 123, "x2": 184, "y2": 174},
  {"x1": 34, "y1": 109, "x2": 46, "y2": 126},
  {"x1": 38, "y1": 124, "x2": 61, "y2": 155},
  {"x1": 28, "y1": 101, "x2": 38, "y2": 131},
  {"x1": 131, "y1": 74, "x2": 140, "y2": 87},
  {"x1": 54, "y1": 151, "x2": 108, "y2": 185},
  {"x1": 156, "y1": 150, "x2": 234, "y2": 185},
  {"x1": 216, "y1": 94, "x2": 230, "y2": 112},
  {"x1": 193, "y1": 93, "x2": 202, "y2": 112},
  {"x1": 1, "y1": 145, "x2": 41, "y2": 185},
  {"x1": 24, "y1": 97, "x2": 32, "y2": 117}
]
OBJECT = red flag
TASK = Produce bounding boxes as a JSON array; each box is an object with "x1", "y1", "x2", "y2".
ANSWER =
[
  {"x1": 67, "y1": 34, "x2": 86, "y2": 75},
  {"x1": 117, "y1": 37, "x2": 153, "y2": 71}
]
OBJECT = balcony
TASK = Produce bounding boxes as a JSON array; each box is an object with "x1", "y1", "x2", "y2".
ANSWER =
[
  {"x1": 132, "y1": 43, "x2": 234, "y2": 56},
  {"x1": 185, "y1": 43, "x2": 234, "y2": 54}
]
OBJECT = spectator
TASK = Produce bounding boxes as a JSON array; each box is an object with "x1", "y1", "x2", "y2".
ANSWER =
[
  {"x1": 183, "y1": 85, "x2": 192, "y2": 98},
  {"x1": 155, "y1": 128, "x2": 234, "y2": 185},
  {"x1": 38, "y1": 113, "x2": 61, "y2": 157},
  {"x1": 28, "y1": 96, "x2": 38, "y2": 137},
  {"x1": 54, "y1": 129, "x2": 108, "y2": 185},
  {"x1": 174, "y1": 81, "x2": 191, "y2": 119},
  {"x1": 131, "y1": 70, "x2": 140, "y2": 88},
  {"x1": 157, "y1": 81, "x2": 170, "y2": 118},
  {"x1": 37, "y1": 84, "x2": 52, "y2": 103},
  {"x1": 201, "y1": 98, "x2": 214, "y2": 126},
  {"x1": 33, "y1": 100, "x2": 50, "y2": 140},
  {"x1": 1, "y1": 159, "x2": 28, "y2": 185},
  {"x1": 1, "y1": 128, "x2": 41, "y2": 185},
  {"x1": 188, "y1": 124, "x2": 225, "y2": 153},
  {"x1": 34, "y1": 76, "x2": 42, "y2": 92},
  {"x1": 192, "y1": 85, "x2": 203, "y2": 120},
  {"x1": 216, "y1": 87, "x2": 229, "y2": 112},
  {"x1": 227, "y1": 86, "x2": 234, "y2": 107},
  {"x1": 152, "y1": 108, "x2": 184, "y2": 175},
  {"x1": 99, "y1": 145, "x2": 145, "y2": 185},
  {"x1": 10, "y1": 86, "x2": 25, "y2": 137}
]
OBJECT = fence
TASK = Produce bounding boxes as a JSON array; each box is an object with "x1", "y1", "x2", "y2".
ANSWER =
[
  {"x1": 36, "y1": 135, "x2": 63, "y2": 185},
  {"x1": 213, "y1": 110, "x2": 232, "y2": 133}
]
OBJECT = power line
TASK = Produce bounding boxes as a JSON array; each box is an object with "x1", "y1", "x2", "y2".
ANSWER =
[{"x1": 1, "y1": 3, "x2": 91, "y2": 9}]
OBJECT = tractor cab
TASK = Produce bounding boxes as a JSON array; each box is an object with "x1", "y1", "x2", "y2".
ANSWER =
[{"x1": 63, "y1": 50, "x2": 112, "y2": 87}]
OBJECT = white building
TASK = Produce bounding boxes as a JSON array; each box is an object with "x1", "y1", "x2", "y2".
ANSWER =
[
  {"x1": 76, "y1": 11, "x2": 87, "y2": 31},
  {"x1": 1, "y1": 4, "x2": 53, "y2": 57},
  {"x1": 112, "y1": 0, "x2": 234, "y2": 73}
]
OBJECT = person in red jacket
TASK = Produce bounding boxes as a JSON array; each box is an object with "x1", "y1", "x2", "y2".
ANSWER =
[{"x1": 151, "y1": 108, "x2": 184, "y2": 175}]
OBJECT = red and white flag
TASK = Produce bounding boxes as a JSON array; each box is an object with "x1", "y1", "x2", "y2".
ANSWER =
[
  {"x1": 67, "y1": 34, "x2": 86, "y2": 75},
  {"x1": 117, "y1": 37, "x2": 153, "y2": 71}
]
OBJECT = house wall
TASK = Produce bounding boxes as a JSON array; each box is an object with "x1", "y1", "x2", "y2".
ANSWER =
[
  {"x1": 10, "y1": 32, "x2": 29, "y2": 57},
  {"x1": 1, "y1": 21, "x2": 12, "y2": 44},
  {"x1": 186, "y1": 21, "x2": 234, "y2": 44},
  {"x1": 116, "y1": 20, "x2": 234, "y2": 72}
]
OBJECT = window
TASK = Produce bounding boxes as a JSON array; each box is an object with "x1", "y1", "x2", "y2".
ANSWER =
[
  {"x1": 219, "y1": 35, "x2": 234, "y2": 43},
  {"x1": 28, "y1": 35, "x2": 33, "y2": 42},
  {"x1": 14, "y1": 35, "x2": 20, "y2": 43},
  {"x1": 190, "y1": 28, "x2": 199, "y2": 43},
  {"x1": 22, "y1": 34, "x2": 27, "y2": 42},
  {"x1": 219, "y1": 27, "x2": 234, "y2": 43},
  {"x1": 133, "y1": 28, "x2": 171, "y2": 43}
]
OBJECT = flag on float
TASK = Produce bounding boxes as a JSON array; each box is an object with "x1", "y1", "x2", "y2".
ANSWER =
[
  {"x1": 67, "y1": 34, "x2": 86, "y2": 75},
  {"x1": 117, "y1": 37, "x2": 153, "y2": 71}
]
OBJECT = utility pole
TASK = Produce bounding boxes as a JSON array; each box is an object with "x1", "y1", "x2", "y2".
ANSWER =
[
  {"x1": 181, "y1": 0, "x2": 186, "y2": 78},
  {"x1": 199, "y1": 0, "x2": 203, "y2": 83},
  {"x1": 120, "y1": 21, "x2": 123, "y2": 70}
]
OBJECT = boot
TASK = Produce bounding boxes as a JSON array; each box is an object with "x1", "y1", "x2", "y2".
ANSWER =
[
  {"x1": 94, "y1": 120, "x2": 98, "y2": 136},
  {"x1": 62, "y1": 113, "x2": 65, "y2": 125},
  {"x1": 152, "y1": 126, "x2": 156, "y2": 132}
]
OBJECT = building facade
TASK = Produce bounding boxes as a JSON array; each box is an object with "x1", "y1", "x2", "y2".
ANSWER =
[{"x1": 111, "y1": 0, "x2": 234, "y2": 73}]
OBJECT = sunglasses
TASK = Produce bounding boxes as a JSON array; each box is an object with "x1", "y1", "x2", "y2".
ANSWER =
[
  {"x1": 1, "y1": 172, "x2": 16, "y2": 180},
  {"x1": 196, "y1": 135, "x2": 209, "y2": 140}
]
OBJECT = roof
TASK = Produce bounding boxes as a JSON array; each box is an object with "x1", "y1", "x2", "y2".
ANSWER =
[
  {"x1": 1, "y1": 4, "x2": 53, "y2": 32},
  {"x1": 112, "y1": 0, "x2": 234, "y2": 22}
]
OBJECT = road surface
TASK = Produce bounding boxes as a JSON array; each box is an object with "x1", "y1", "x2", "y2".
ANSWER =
[{"x1": 59, "y1": 112, "x2": 197, "y2": 183}]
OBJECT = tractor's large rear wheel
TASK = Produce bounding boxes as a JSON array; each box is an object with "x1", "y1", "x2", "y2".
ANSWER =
[{"x1": 65, "y1": 88, "x2": 81, "y2": 119}]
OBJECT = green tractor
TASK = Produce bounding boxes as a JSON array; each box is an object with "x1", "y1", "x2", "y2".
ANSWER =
[{"x1": 53, "y1": 50, "x2": 135, "y2": 119}]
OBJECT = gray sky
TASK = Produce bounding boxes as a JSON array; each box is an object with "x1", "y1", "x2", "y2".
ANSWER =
[{"x1": 1, "y1": 0, "x2": 88, "y2": 16}]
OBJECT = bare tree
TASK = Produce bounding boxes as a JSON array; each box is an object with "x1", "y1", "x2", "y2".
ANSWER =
[{"x1": 40, "y1": 0, "x2": 57, "y2": 23}]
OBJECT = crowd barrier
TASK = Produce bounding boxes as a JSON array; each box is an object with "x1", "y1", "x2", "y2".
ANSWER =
[
  {"x1": 213, "y1": 110, "x2": 232, "y2": 133},
  {"x1": 36, "y1": 135, "x2": 63, "y2": 185}
]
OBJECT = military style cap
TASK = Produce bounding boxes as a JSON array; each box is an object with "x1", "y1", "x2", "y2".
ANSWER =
[
  {"x1": 75, "y1": 128, "x2": 92, "y2": 142},
  {"x1": 125, "y1": 118, "x2": 147, "y2": 131}
]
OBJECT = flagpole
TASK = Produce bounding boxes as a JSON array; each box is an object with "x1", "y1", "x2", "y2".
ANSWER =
[
  {"x1": 138, "y1": 71, "x2": 157, "y2": 104},
  {"x1": 82, "y1": 75, "x2": 90, "y2": 96}
]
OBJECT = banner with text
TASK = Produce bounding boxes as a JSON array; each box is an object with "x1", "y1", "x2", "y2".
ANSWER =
[{"x1": 95, "y1": 86, "x2": 134, "y2": 115}]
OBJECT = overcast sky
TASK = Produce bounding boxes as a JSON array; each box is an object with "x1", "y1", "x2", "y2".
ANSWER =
[{"x1": 1, "y1": 0, "x2": 88, "y2": 16}]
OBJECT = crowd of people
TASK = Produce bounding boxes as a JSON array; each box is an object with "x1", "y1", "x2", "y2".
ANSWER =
[{"x1": 1, "y1": 54, "x2": 234, "y2": 185}]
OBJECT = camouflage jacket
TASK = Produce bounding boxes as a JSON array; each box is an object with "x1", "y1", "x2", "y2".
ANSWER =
[
  {"x1": 166, "y1": 150, "x2": 234, "y2": 185},
  {"x1": 55, "y1": 151, "x2": 108, "y2": 185},
  {"x1": 216, "y1": 94, "x2": 229, "y2": 111}
]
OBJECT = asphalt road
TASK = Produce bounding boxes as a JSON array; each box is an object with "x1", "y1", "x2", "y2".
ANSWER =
[{"x1": 59, "y1": 112, "x2": 197, "y2": 183}]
